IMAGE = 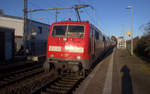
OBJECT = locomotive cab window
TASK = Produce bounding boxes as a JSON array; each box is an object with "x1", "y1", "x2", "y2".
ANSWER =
[
  {"x1": 68, "y1": 25, "x2": 84, "y2": 37},
  {"x1": 52, "y1": 25, "x2": 84, "y2": 37},
  {"x1": 52, "y1": 26, "x2": 67, "y2": 36}
]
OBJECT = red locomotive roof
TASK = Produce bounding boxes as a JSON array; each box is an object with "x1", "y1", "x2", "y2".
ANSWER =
[{"x1": 52, "y1": 21, "x2": 89, "y2": 25}]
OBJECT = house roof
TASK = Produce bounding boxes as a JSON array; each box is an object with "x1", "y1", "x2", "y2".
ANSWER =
[{"x1": 0, "y1": 14, "x2": 50, "y2": 26}]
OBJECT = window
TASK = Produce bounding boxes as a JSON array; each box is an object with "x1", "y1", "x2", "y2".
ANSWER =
[
  {"x1": 67, "y1": 26, "x2": 84, "y2": 37},
  {"x1": 52, "y1": 25, "x2": 84, "y2": 37},
  {"x1": 52, "y1": 26, "x2": 67, "y2": 36},
  {"x1": 69, "y1": 26, "x2": 84, "y2": 33},
  {"x1": 38, "y1": 26, "x2": 42, "y2": 34},
  {"x1": 95, "y1": 31, "x2": 99, "y2": 40},
  {"x1": 99, "y1": 32, "x2": 103, "y2": 40},
  {"x1": 103, "y1": 36, "x2": 106, "y2": 41}
]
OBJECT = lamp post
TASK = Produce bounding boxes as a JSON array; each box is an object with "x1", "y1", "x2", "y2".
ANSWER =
[{"x1": 126, "y1": 6, "x2": 133, "y2": 55}]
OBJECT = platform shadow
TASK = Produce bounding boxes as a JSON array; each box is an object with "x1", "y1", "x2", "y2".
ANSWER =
[{"x1": 120, "y1": 65, "x2": 134, "y2": 94}]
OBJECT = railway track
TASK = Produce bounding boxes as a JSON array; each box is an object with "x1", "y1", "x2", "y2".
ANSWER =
[
  {"x1": 0, "y1": 71, "x2": 83, "y2": 94},
  {"x1": 38, "y1": 73, "x2": 83, "y2": 94},
  {"x1": 0, "y1": 64, "x2": 43, "y2": 88},
  {"x1": 0, "y1": 62, "x2": 84, "y2": 94},
  {"x1": 0, "y1": 48, "x2": 112, "y2": 94},
  {"x1": 0, "y1": 48, "x2": 113, "y2": 94}
]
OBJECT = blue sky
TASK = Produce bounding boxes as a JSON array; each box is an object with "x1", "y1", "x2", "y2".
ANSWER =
[{"x1": 1, "y1": 0, "x2": 150, "y2": 39}]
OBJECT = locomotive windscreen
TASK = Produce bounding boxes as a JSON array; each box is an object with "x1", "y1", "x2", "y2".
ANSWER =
[{"x1": 52, "y1": 25, "x2": 84, "y2": 37}]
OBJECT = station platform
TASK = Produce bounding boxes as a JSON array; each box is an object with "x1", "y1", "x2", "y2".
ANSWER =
[{"x1": 74, "y1": 48, "x2": 150, "y2": 94}]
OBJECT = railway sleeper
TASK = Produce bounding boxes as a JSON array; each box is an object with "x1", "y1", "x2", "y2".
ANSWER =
[
  {"x1": 50, "y1": 85, "x2": 70, "y2": 90},
  {"x1": 46, "y1": 87, "x2": 67, "y2": 94},
  {"x1": 49, "y1": 86, "x2": 70, "y2": 92},
  {"x1": 3, "y1": 78, "x2": 10, "y2": 81},
  {"x1": 0, "y1": 81, "x2": 7, "y2": 84},
  {"x1": 54, "y1": 82, "x2": 74, "y2": 88},
  {"x1": 60, "y1": 78, "x2": 79, "y2": 82},
  {"x1": 62, "y1": 76, "x2": 80, "y2": 80},
  {"x1": 2, "y1": 75, "x2": 26, "y2": 84},
  {"x1": 9, "y1": 75, "x2": 18, "y2": 79},
  {"x1": 42, "y1": 91, "x2": 66, "y2": 94},
  {"x1": 0, "y1": 65, "x2": 39, "y2": 79},
  {"x1": 0, "y1": 68, "x2": 43, "y2": 87},
  {"x1": 41, "y1": 91, "x2": 51, "y2": 94},
  {"x1": 11, "y1": 69, "x2": 42, "y2": 79},
  {"x1": 58, "y1": 80, "x2": 77, "y2": 85}
]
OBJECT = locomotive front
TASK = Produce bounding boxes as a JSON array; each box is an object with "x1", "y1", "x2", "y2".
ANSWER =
[{"x1": 46, "y1": 21, "x2": 90, "y2": 73}]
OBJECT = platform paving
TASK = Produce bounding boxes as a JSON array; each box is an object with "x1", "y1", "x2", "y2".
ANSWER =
[
  {"x1": 74, "y1": 48, "x2": 150, "y2": 94},
  {"x1": 74, "y1": 48, "x2": 114, "y2": 94},
  {"x1": 112, "y1": 49, "x2": 150, "y2": 94}
]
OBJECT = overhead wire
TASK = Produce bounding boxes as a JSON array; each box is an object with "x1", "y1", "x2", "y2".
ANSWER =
[
  {"x1": 83, "y1": 6, "x2": 98, "y2": 27},
  {"x1": 90, "y1": 6, "x2": 106, "y2": 32},
  {"x1": 67, "y1": 0, "x2": 106, "y2": 33},
  {"x1": 77, "y1": 0, "x2": 91, "y2": 4},
  {"x1": 83, "y1": 8, "x2": 94, "y2": 22},
  {"x1": 59, "y1": 10, "x2": 73, "y2": 21},
  {"x1": 36, "y1": 0, "x2": 74, "y2": 22},
  {"x1": 28, "y1": 1, "x2": 57, "y2": 24},
  {"x1": 28, "y1": 0, "x2": 97, "y2": 24}
]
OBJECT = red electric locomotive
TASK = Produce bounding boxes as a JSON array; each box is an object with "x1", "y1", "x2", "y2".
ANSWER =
[{"x1": 44, "y1": 21, "x2": 111, "y2": 76}]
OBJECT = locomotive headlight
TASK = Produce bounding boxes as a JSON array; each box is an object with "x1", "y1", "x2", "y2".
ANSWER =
[
  {"x1": 63, "y1": 37, "x2": 67, "y2": 41},
  {"x1": 65, "y1": 45, "x2": 74, "y2": 50},
  {"x1": 65, "y1": 46, "x2": 84, "y2": 53},
  {"x1": 77, "y1": 56, "x2": 81, "y2": 60}
]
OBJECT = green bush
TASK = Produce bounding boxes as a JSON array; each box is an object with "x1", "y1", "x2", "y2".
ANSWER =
[{"x1": 135, "y1": 33, "x2": 150, "y2": 59}]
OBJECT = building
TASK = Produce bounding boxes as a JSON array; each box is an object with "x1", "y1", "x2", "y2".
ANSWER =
[
  {"x1": 0, "y1": 27, "x2": 14, "y2": 62},
  {"x1": 0, "y1": 14, "x2": 50, "y2": 56},
  {"x1": 117, "y1": 36, "x2": 126, "y2": 49}
]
